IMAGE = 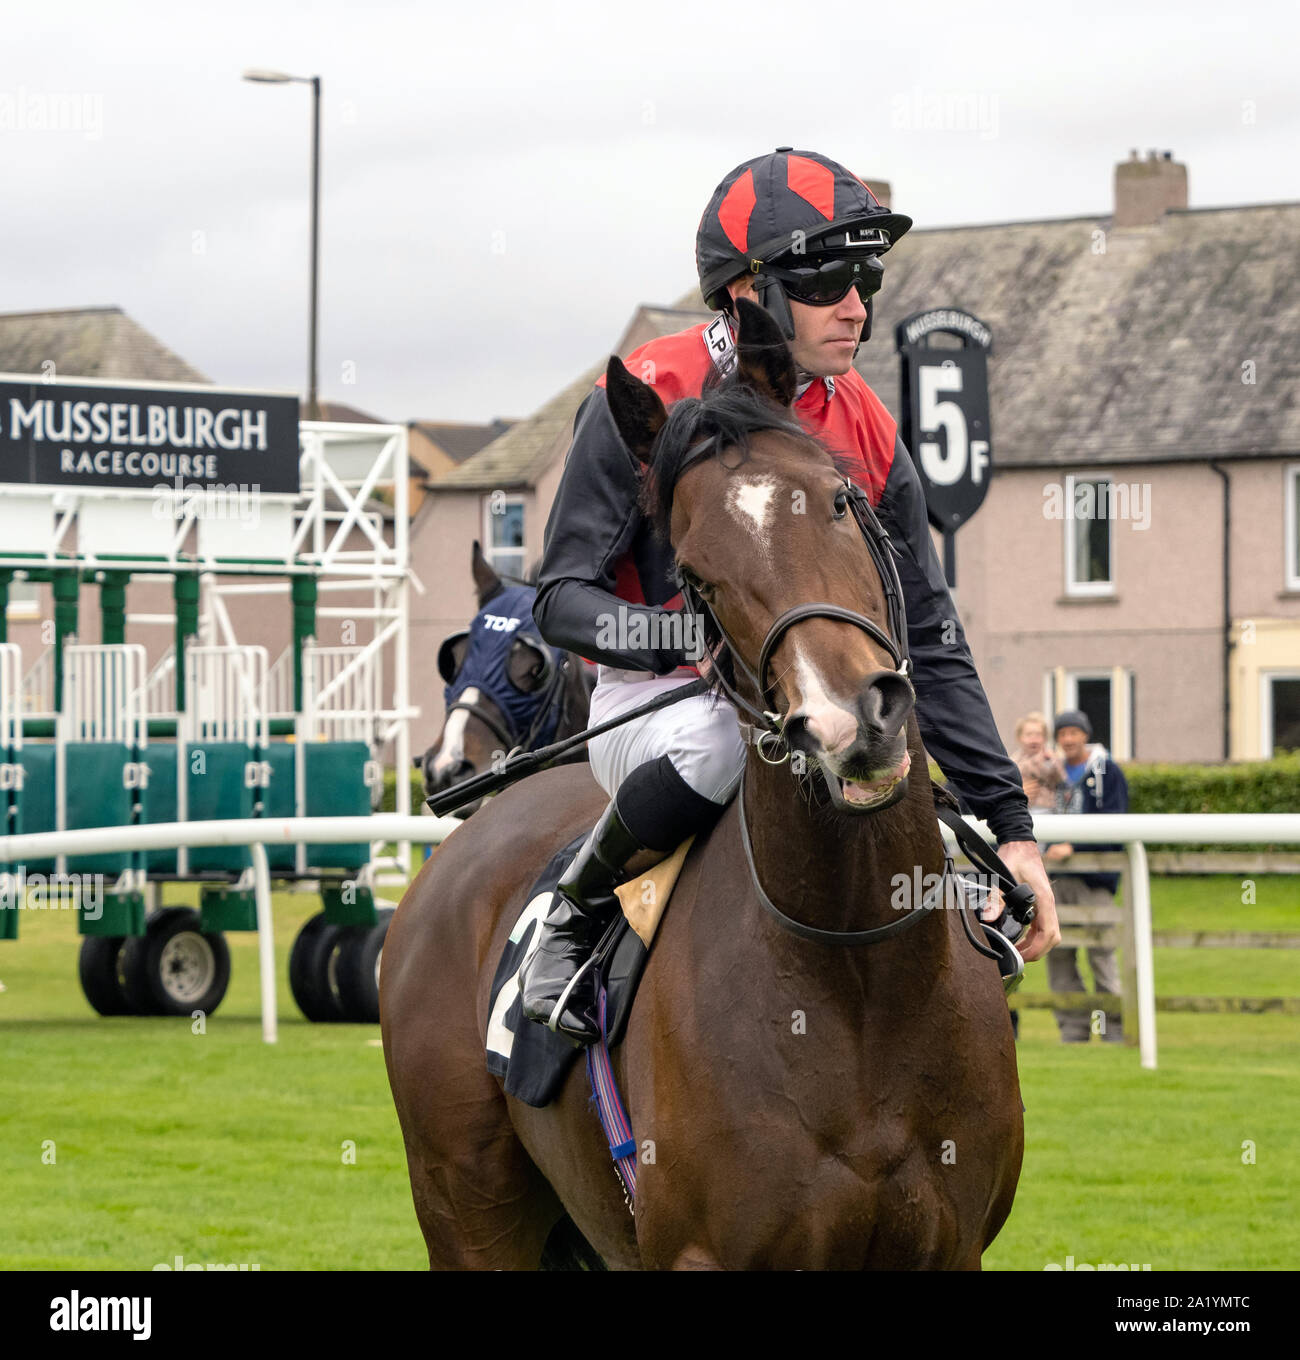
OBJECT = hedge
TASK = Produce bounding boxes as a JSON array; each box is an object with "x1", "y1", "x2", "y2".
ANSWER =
[{"x1": 1124, "y1": 751, "x2": 1300, "y2": 816}]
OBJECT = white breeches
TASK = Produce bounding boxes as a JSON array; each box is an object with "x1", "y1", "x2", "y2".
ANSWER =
[{"x1": 586, "y1": 669, "x2": 746, "y2": 804}]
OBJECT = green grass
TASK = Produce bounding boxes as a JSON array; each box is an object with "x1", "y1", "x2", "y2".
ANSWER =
[{"x1": 0, "y1": 875, "x2": 1296, "y2": 1270}]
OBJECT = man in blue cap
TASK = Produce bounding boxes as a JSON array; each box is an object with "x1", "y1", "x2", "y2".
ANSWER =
[{"x1": 1043, "y1": 710, "x2": 1129, "y2": 1042}]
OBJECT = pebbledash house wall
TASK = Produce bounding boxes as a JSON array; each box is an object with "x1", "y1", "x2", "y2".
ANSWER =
[{"x1": 953, "y1": 458, "x2": 1300, "y2": 763}]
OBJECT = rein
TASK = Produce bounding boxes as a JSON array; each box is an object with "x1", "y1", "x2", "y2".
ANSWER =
[{"x1": 738, "y1": 761, "x2": 950, "y2": 947}]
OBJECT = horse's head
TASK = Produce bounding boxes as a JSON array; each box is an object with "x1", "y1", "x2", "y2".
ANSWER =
[
  {"x1": 607, "y1": 297, "x2": 915, "y2": 813},
  {"x1": 417, "y1": 541, "x2": 561, "y2": 816}
]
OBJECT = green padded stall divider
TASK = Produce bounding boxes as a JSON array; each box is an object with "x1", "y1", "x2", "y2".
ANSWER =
[
  {"x1": 18, "y1": 745, "x2": 57, "y2": 875},
  {"x1": 186, "y1": 743, "x2": 256, "y2": 872},
  {"x1": 64, "y1": 742, "x2": 136, "y2": 876},
  {"x1": 79, "y1": 890, "x2": 145, "y2": 938},
  {"x1": 304, "y1": 742, "x2": 371, "y2": 870},
  {"x1": 320, "y1": 881, "x2": 377, "y2": 927},
  {"x1": 261, "y1": 742, "x2": 297, "y2": 871},
  {"x1": 200, "y1": 884, "x2": 258, "y2": 932},
  {"x1": 139, "y1": 743, "x2": 179, "y2": 874}
]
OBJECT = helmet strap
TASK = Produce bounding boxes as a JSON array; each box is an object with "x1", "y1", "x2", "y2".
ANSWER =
[{"x1": 752, "y1": 274, "x2": 798, "y2": 344}]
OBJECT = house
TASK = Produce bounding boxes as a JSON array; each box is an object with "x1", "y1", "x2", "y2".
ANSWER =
[
  {"x1": 0, "y1": 305, "x2": 208, "y2": 385},
  {"x1": 411, "y1": 153, "x2": 1300, "y2": 762},
  {"x1": 854, "y1": 151, "x2": 1300, "y2": 761},
  {"x1": 407, "y1": 418, "x2": 516, "y2": 515}
]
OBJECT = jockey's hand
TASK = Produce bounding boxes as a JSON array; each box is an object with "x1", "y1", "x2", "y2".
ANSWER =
[{"x1": 994, "y1": 841, "x2": 1060, "y2": 962}]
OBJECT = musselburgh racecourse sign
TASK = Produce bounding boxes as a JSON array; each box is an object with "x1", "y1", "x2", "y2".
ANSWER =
[{"x1": 0, "y1": 376, "x2": 300, "y2": 494}]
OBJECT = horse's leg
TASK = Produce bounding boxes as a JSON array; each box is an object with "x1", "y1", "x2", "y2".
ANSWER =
[
  {"x1": 383, "y1": 862, "x2": 561, "y2": 1271},
  {"x1": 395, "y1": 1034, "x2": 560, "y2": 1270}
]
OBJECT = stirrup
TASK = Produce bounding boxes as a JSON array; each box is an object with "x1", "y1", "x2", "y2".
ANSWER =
[
  {"x1": 982, "y1": 926, "x2": 1025, "y2": 995},
  {"x1": 546, "y1": 955, "x2": 598, "y2": 1034}
]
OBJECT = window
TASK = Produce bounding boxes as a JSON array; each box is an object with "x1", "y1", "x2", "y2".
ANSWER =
[
  {"x1": 483, "y1": 495, "x2": 525, "y2": 579},
  {"x1": 1046, "y1": 666, "x2": 1135, "y2": 759},
  {"x1": 1261, "y1": 672, "x2": 1300, "y2": 756},
  {"x1": 1286, "y1": 464, "x2": 1300, "y2": 591},
  {"x1": 1064, "y1": 474, "x2": 1114, "y2": 596},
  {"x1": 5, "y1": 580, "x2": 38, "y2": 617}
]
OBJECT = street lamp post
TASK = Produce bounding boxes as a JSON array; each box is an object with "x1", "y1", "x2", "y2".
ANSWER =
[{"x1": 243, "y1": 68, "x2": 323, "y2": 421}]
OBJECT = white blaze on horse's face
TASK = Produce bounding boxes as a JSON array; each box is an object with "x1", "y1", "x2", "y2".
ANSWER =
[
  {"x1": 726, "y1": 478, "x2": 778, "y2": 562},
  {"x1": 432, "y1": 686, "x2": 480, "y2": 778},
  {"x1": 790, "y1": 643, "x2": 858, "y2": 757}
]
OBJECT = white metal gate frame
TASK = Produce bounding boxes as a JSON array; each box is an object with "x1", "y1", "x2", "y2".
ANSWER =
[{"x1": 57, "y1": 643, "x2": 148, "y2": 884}]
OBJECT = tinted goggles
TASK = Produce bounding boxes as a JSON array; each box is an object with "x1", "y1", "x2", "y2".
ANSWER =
[{"x1": 762, "y1": 253, "x2": 884, "y2": 306}]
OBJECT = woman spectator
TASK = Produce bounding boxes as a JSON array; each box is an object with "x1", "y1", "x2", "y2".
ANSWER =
[{"x1": 1012, "y1": 711, "x2": 1064, "y2": 813}]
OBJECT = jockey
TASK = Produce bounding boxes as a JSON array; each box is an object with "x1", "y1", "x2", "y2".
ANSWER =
[{"x1": 520, "y1": 147, "x2": 1059, "y2": 1045}]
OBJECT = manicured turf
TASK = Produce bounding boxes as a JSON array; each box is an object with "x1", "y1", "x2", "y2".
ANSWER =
[{"x1": 0, "y1": 875, "x2": 1295, "y2": 1270}]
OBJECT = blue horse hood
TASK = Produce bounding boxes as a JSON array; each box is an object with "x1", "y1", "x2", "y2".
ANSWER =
[{"x1": 444, "y1": 584, "x2": 560, "y2": 747}]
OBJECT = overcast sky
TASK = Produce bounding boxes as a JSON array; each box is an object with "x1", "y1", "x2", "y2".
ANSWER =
[{"x1": 5, "y1": 0, "x2": 1297, "y2": 425}]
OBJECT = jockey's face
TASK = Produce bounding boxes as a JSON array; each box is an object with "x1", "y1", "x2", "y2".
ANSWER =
[{"x1": 728, "y1": 274, "x2": 867, "y2": 378}]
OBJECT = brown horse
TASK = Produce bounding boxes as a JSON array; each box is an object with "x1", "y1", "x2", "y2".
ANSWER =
[
  {"x1": 382, "y1": 305, "x2": 1022, "y2": 1269},
  {"x1": 416, "y1": 541, "x2": 594, "y2": 816}
]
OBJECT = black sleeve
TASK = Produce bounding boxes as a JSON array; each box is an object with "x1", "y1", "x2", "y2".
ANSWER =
[
  {"x1": 875, "y1": 434, "x2": 1035, "y2": 845},
  {"x1": 533, "y1": 387, "x2": 688, "y2": 674}
]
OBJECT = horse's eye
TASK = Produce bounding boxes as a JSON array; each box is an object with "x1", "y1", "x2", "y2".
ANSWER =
[
  {"x1": 679, "y1": 567, "x2": 714, "y2": 601},
  {"x1": 832, "y1": 488, "x2": 849, "y2": 520}
]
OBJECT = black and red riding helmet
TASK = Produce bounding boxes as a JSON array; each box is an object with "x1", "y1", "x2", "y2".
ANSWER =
[{"x1": 696, "y1": 147, "x2": 913, "y2": 345}]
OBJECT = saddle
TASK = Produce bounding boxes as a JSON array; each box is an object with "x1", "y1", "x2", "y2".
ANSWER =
[{"x1": 485, "y1": 833, "x2": 693, "y2": 1107}]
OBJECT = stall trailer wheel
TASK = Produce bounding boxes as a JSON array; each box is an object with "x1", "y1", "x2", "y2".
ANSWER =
[{"x1": 118, "y1": 908, "x2": 231, "y2": 1017}]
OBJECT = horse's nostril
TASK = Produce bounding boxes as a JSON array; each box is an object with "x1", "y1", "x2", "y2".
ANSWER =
[
  {"x1": 782, "y1": 714, "x2": 812, "y2": 752},
  {"x1": 858, "y1": 671, "x2": 914, "y2": 738}
]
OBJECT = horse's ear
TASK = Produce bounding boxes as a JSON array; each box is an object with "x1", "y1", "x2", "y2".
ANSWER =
[
  {"x1": 733, "y1": 297, "x2": 797, "y2": 409},
  {"x1": 605, "y1": 355, "x2": 667, "y2": 463},
  {"x1": 471, "y1": 538, "x2": 504, "y2": 604}
]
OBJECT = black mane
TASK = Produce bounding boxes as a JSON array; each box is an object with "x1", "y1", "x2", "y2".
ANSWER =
[{"x1": 639, "y1": 371, "x2": 810, "y2": 538}]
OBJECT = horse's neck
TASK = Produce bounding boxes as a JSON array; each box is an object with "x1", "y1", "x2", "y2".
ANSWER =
[{"x1": 741, "y1": 744, "x2": 951, "y2": 965}]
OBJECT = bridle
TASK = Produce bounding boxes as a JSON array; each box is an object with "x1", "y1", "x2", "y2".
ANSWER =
[
  {"x1": 674, "y1": 441, "x2": 912, "y2": 757},
  {"x1": 671, "y1": 437, "x2": 999, "y2": 950}
]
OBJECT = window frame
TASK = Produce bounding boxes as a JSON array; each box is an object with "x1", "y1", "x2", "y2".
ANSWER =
[
  {"x1": 481, "y1": 493, "x2": 527, "y2": 580},
  {"x1": 1063, "y1": 472, "x2": 1116, "y2": 598},
  {"x1": 1048, "y1": 665, "x2": 1134, "y2": 760},
  {"x1": 4, "y1": 578, "x2": 39, "y2": 619},
  {"x1": 1285, "y1": 463, "x2": 1300, "y2": 592},
  {"x1": 1259, "y1": 668, "x2": 1300, "y2": 758}
]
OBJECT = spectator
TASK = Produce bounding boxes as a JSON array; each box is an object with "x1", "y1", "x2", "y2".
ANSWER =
[
  {"x1": 1042, "y1": 709, "x2": 1129, "y2": 1044},
  {"x1": 1012, "y1": 711, "x2": 1065, "y2": 813}
]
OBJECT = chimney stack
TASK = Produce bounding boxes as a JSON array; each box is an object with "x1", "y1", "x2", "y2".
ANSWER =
[{"x1": 1113, "y1": 149, "x2": 1188, "y2": 227}]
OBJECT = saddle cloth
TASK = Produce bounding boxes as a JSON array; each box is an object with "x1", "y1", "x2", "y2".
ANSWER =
[{"x1": 485, "y1": 833, "x2": 693, "y2": 1107}]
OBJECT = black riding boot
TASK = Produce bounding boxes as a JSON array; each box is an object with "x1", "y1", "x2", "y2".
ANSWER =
[{"x1": 518, "y1": 800, "x2": 651, "y2": 1046}]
